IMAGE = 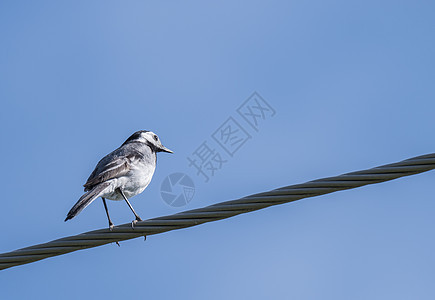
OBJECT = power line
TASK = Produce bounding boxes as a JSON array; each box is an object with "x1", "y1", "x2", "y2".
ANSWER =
[{"x1": 1, "y1": 153, "x2": 434, "y2": 270}]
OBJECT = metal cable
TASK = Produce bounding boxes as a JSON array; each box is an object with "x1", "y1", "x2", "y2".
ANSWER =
[{"x1": 1, "y1": 153, "x2": 434, "y2": 270}]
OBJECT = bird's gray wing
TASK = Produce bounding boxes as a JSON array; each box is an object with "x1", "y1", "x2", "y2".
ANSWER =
[{"x1": 83, "y1": 155, "x2": 133, "y2": 191}]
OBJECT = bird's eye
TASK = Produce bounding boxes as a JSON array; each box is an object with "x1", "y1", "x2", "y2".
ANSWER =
[{"x1": 153, "y1": 135, "x2": 158, "y2": 141}]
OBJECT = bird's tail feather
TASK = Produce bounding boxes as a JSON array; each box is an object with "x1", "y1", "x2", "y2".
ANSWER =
[{"x1": 65, "y1": 182, "x2": 110, "y2": 221}]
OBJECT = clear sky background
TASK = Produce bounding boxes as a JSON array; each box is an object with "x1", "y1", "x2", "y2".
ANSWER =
[{"x1": 1, "y1": 1, "x2": 435, "y2": 299}]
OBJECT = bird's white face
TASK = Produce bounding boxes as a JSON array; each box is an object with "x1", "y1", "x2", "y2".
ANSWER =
[
  {"x1": 140, "y1": 131, "x2": 173, "y2": 153},
  {"x1": 140, "y1": 131, "x2": 159, "y2": 147}
]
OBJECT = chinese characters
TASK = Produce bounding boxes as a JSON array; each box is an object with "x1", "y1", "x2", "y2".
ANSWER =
[{"x1": 187, "y1": 92, "x2": 275, "y2": 183}]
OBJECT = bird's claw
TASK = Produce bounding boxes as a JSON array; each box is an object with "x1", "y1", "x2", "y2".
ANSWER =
[
  {"x1": 131, "y1": 217, "x2": 142, "y2": 229},
  {"x1": 109, "y1": 224, "x2": 115, "y2": 231}
]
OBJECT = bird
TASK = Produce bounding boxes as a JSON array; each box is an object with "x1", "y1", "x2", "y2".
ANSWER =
[{"x1": 65, "y1": 130, "x2": 173, "y2": 229}]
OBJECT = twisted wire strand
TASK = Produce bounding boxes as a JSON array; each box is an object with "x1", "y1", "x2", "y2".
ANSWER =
[{"x1": 1, "y1": 153, "x2": 434, "y2": 270}]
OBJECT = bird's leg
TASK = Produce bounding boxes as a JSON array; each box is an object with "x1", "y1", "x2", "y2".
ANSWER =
[
  {"x1": 102, "y1": 198, "x2": 120, "y2": 246},
  {"x1": 102, "y1": 197, "x2": 115, "y2": 231},
  {"x1": 117, "y1": 188, "x2": 143, "y2": 227}
]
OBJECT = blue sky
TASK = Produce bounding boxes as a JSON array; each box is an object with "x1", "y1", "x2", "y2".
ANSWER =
[{"x1": 1, "y1": 1, "x2": 435, "y2": 299}]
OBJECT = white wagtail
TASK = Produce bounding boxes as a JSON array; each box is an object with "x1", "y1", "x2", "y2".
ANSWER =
[{"x1": 65, "y1": 130, "x2": 173, "y2": 229}]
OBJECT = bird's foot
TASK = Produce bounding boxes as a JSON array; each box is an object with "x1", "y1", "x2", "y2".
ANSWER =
[
  {"x1": 131, "y1": 217, "x2": 142, "y2": 229},
  {"x1": 144, "y1": 235, "x2": 147, "y2": 241},
  {"x1": 108, "y1": 223, "x2": 119, "y2": 245}
]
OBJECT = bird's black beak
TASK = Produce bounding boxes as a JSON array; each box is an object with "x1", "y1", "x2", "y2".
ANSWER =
[{"x1": 160, "y1": 146, "x2": 173, "y2": 153}]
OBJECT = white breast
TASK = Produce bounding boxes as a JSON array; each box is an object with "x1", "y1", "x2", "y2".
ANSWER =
[{"x1": 101, "y1": 161, "x2": 156, "y2": 201}]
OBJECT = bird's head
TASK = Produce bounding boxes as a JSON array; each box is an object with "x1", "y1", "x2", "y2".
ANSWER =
[{"x1": 123, "y1": 130, "x2": 173, "y2": 153}]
